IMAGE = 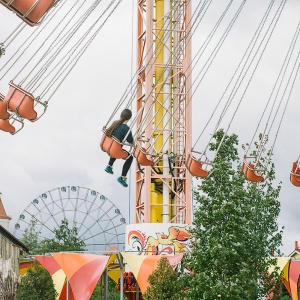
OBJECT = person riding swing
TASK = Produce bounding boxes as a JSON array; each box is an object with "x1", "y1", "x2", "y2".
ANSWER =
[{"x1": 104, "y1": 109, "x2": 134, "y2": 187}]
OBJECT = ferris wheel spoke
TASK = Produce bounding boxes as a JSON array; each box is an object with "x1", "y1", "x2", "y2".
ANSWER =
[
  {"x1": 83, "y1": 221, "x2": 124, "y2": 242},
  {"x1": 57, "y1": 189, "x2": 67, "y2": 220},
  {"x1": 39, "y1": 194, "x2": 60, "y2": 228},
  {"x1": 74, "y1": 190, "x2": 93, "y2": 231},
  {"x1": 23, "y1": 209, "x2": 56, "y2": 236},
  {"x1": 72, "y1": 186, "x2": 81, "y2": 224},
  {"x1": 48, "y1": 190, "x2": 69, "y2": 220},
  {"x1": 81, "y1": 229, "x2": 110, "y2": 247},
  {"x1": 80, "y1": 205, "x2": 115, "y2": 237},
  {"x1": 14, "y1": 186, "x2": 126, "y2": 251},
  {"x1": 83, "y1": 225, "x2": 123, "y2": 246},
  {"x1": 75, "y1": 193, "x2": 98, "y2": 232}
]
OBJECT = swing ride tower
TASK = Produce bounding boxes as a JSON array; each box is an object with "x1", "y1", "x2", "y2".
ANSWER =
[{"x1": 126, "y1": 0, "x2": 193, "y2": 253}]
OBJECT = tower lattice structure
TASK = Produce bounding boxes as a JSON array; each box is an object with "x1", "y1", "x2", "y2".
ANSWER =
[{"x1": 135, "y1": 0, "x2": 192, "y2": 225}]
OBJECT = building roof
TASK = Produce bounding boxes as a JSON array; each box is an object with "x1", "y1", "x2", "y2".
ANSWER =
[
  {"x1": 0, "y1": 225, "x2": 29, "y2": 253},
  {"x1": 0, "y1": 199, "x2": 12, "y2": 220}
]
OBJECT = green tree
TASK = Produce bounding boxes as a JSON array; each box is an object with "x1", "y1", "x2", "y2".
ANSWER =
[
  {"x1": 16, "y1": 260, "x2": 58, "y2": 300},
  {"x1": 21, "y1": 218, "x2": 85, "y2": 254},
  {"x1": 143, "y1": 256, "x2": 184, "y2": 300},
  {"x1": 21, "y1": 219, "x2": 42, "y2": 255},
  {"x1": 182, "y1": 129, "x2": 283, "y2": 300},
  {"x1": 40, "y1": 219, "x2": 85, "y2": 253},
  {"x1": 90, "y1": 280, "x2": 120, "y2": 300}
]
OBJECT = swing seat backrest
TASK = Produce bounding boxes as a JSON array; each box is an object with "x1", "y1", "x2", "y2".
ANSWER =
[
  {"x1": 0, "y1": 94, "x2": 10, "y2": 120},
  {"x1": 186, "y1": 152, "x2": 209, "y2": 178},
  {"x1": 127, "y1": 272, "x2": 133, "y2": 285},
  {"x1": 0, "y1": 119, "x2": 15, "y2": 133},
  {"x1": 290, "y1": 162, "x2": 300, "y2": 187},
  {"x1": 134, "y1": 143, "x2": 154, "y2": 166},
  {"x1": 242, "y1": 159, "x2": 264, "y2": 182},
  {"x1": 4, "y1": 82, "x2": 37, "y2": 120},
  {"x1": 0, "y1": 0, "x2": 55, "y2": 26},
  {"x1": 100, "y1": 131, "x2": 129, "y2": 159}
]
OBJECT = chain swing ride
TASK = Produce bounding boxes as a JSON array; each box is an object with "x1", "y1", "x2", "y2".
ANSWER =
[
  {"x1": 0, "y1": 0, "x2": 123, "y2": 133},
  {"x1": 1, "y1": 0, "x2": 300, "y2": 294}
]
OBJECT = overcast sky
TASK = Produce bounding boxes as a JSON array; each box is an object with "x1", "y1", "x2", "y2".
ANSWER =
[{"x1": 0, "y1": 0, "x2": 300, "y2": 255}]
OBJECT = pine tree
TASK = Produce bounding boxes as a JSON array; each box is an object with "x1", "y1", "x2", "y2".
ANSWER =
[
  {"x1": 182, "y1": 129, "x2": 283, "y2": 300},
  {"x1": 143, "y1": 256, "x2": 184, "y2": 300}
]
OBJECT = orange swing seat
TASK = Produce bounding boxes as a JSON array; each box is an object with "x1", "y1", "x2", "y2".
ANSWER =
[
  {"x1": 4, "y1": 82, "x2": 47, "y2": 121},
  {"x1": 186, "y1": 152, "x2": 209, "y2": 178},
  {"x1": 242, "y1": 158, "x2": 264, "y2": 182},
  {"x1": 0, "y1": 115, "x2": 24, "y2": 134},
  {"x1": 100, "y1": 130, "x2": 130, "y2": 159},
  {"x1": 0, "y1": 93, "x2": 10, "y2": 120},
  {"x1": 0, "y1": 119, "x2": 15, "y2": 133},
  {"x1": 290, "y1": 162, "x2": 300, "y2": 187},
  {"x1": 0, "y1": 0, "x2": 56, "y2": 26},
  {"x1": 134, "y1": 143, "x2": 154, "y2": 166}
]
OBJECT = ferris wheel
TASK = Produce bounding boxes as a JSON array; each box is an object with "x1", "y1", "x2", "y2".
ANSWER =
[{"x1": 13, "y1": 186, "x2": 126, "y2": 252}]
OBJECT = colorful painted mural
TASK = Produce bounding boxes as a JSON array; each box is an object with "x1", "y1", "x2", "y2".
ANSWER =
[{"x1": 126, "y1": 223, "x2": 192, "y2": 255}]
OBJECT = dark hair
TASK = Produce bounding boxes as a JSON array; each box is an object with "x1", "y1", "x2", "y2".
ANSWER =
[
  {"x1": 106, "y1": 109, "x2": 132, "y2": 137},
  {"x1": 120, "y1": 109, "x2": 132, "y2": 120}
]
